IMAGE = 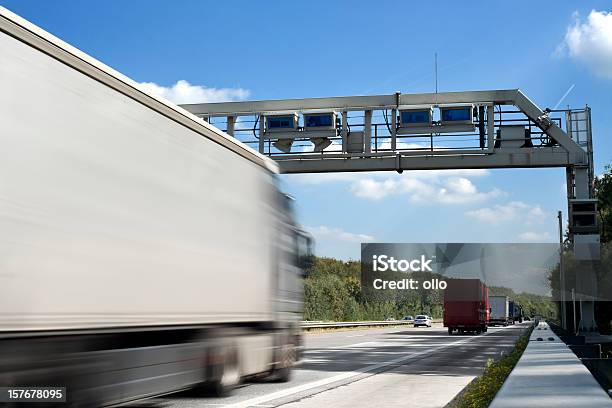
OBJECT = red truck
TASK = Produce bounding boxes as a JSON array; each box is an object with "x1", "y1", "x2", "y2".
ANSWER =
[{"x1": 444, "y1": 279, "x2": 490, "y2": 335}]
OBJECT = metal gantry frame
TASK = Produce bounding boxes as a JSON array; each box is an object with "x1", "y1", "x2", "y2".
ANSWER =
[
  {"x1": 181, "y1": 89, "x2": 592, "y2": 197},
  {"x1": 181, "y1": 89, "x2": 600, "y2": 332},
  {"x1": 182, "y1": 89, "x2": 588, "y2": 174}
]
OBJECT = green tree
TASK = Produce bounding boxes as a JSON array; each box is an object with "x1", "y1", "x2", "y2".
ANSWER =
[
  {"x1": 595, "y1": 164, "x2": 612, "y2": 244},
  {"x1": 304, "y1": 273, "x2": 354, "y2": 321}
]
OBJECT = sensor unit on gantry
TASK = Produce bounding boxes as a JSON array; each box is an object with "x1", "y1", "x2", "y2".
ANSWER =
[
  {"x1": 397, "y1": 107, "x2": 434, "y2": 134},
  {"x1": 438, "y1": 105, "x2": 476, "y2": 132},
  {"x1": 439, "y1": 105, "x2": 474, "y2": 125},
  {"x1": 399, "y1": 108, "x2": 433, "y2": 127},
  {"x1": 265, "y1": 113, "x2": 299, "y2": 133},
  {"x1": 264, "y1": 113, "x2": 299, "y2": 153},
  {"x1": 303, "y1": 112, "x2": 336, "y2": 152},
  {"x1": 303, "y1": 112, "x2": 337, "y2": 131}
]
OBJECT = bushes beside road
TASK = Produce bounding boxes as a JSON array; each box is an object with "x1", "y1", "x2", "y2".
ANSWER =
[{"x1": 303, "y1": 258, "x2": 403, "y2": 321}]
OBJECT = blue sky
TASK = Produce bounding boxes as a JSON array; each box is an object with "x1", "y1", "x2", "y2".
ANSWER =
[{"x1": 3, "y1": 1, "x2": 611, "y2": 259}]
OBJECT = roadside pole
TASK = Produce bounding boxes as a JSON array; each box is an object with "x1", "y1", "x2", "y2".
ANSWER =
[{"x1": 558, "y1": 211, "x2": 567, "y2": 330}]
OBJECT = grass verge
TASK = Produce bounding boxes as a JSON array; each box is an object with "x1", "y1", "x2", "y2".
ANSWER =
[{"x1": 447, "y1": 325, "x2": 533, "y2": 408}]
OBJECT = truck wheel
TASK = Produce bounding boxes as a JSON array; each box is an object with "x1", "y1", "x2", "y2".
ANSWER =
[
  {"x1": 206, "y1": 346, "x2": 240, "y2": 397},
  {"x1": 448, "y1": 327, "x2": 453, "y2": 335},
  {"x1": 272, "y1": 343, "x2": 296, "y2": 383}
]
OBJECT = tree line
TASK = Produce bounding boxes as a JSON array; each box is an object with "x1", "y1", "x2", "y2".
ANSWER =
[{"x1": 303, "y1": 256, "x2": 555, "y2": 322}]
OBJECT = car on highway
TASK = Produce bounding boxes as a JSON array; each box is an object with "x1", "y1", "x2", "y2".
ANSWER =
[
  {"x1": 385, "y1": 317, "x2": 396, "y2": 321},
  {"x1": 413, "y1": 315, "x2": 432, "y2": 327},
  {"x1": 402, "y1": 315, "x2": 414, "y2": 321}
]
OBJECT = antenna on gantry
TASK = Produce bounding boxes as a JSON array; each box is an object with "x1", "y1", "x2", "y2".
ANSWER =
[
  {"x1": 434, "y1": 52, "x2": 438, "y2": 106},
  {"x1": 435, "y1": 53, "x2": 438, "y2": 94}
]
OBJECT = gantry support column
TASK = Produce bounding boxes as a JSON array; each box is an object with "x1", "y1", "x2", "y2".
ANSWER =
[
  {"x1": 572, "y1": 166, "x2": 600, "y2": 333},
  {"x1": 226, "y1": 115, "x2": 235, "y2": 137}
]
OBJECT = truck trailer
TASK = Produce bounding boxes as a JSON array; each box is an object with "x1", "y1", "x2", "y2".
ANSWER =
[
  {"x1": 0, "y1": 7, "x2": 310, "y2": 406},
  {"x1": 489, "y1": 296, "x2": 511, "y2": 326},
  {"x1": 512, "y1": 304, "x2": 524, "y2": 323},
  {"x1": 443, "y1": 279, "x2": 489, "y2": 335}
]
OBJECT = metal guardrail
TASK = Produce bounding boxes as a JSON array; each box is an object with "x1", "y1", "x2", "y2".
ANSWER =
[{"x1": 301, "y1": 320, "x2": 441, "y2": 329}]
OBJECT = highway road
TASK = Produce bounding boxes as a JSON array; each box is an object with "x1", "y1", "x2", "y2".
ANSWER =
[{"x1": 129, "y1": 323, "x2": 530, "y2": 408}]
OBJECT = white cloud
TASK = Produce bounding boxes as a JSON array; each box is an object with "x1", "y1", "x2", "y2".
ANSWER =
[
  {"x1": 284, "y1": 169, "x2": 499, "y2": 205},
  {"x1": 348, "y1": 175, "x2": 503, "y2": 204},
  {"x1": 518, "y1": 231, "x2": 553, "y2": 242},
  {"x1": 557, "y1": 10, "x2": 612, "y2": 78},
  {"x1": 138, "y1": 80, "x2": 250, "y2": 104},
  {"x1": 306, "y1": 225, "x2": 375, "y2": 243},
  {"x1": 349, "y1": 178, "x2": 400, "y2": 200},
  {"x1": 466, "y1": 201, "x2": 546, "y2": 225}
]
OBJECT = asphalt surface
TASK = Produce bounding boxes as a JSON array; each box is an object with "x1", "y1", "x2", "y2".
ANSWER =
[{"x1": 129, "y1": 322, "x2": 530, "y2": 408}]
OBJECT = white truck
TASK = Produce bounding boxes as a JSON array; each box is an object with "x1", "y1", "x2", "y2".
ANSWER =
[
  {"x1": 488, "y1": 296, "x2": 510, "y2": 326},
  {"x1": 0, "y1": 7, "x2": 310, "y2": 406}
]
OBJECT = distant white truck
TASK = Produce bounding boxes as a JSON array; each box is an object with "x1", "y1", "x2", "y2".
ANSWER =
[
  {"x1": 0, "y1": 6, "x2": 311, "y2": 406},
  {"x1": 489, "y1": 296, "x2": 510, "y2": 326}
]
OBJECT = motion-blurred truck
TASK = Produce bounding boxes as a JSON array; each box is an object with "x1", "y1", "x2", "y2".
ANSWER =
[
  {"x1": 443, "y1": 279, "x2": 489, "y2": 335},
  {"x1": 489, "y1": 296, "x2": 511, "y2": 326},
  {"x1": 0, "y1": 7, "x2": 311, "y2": 406}
]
